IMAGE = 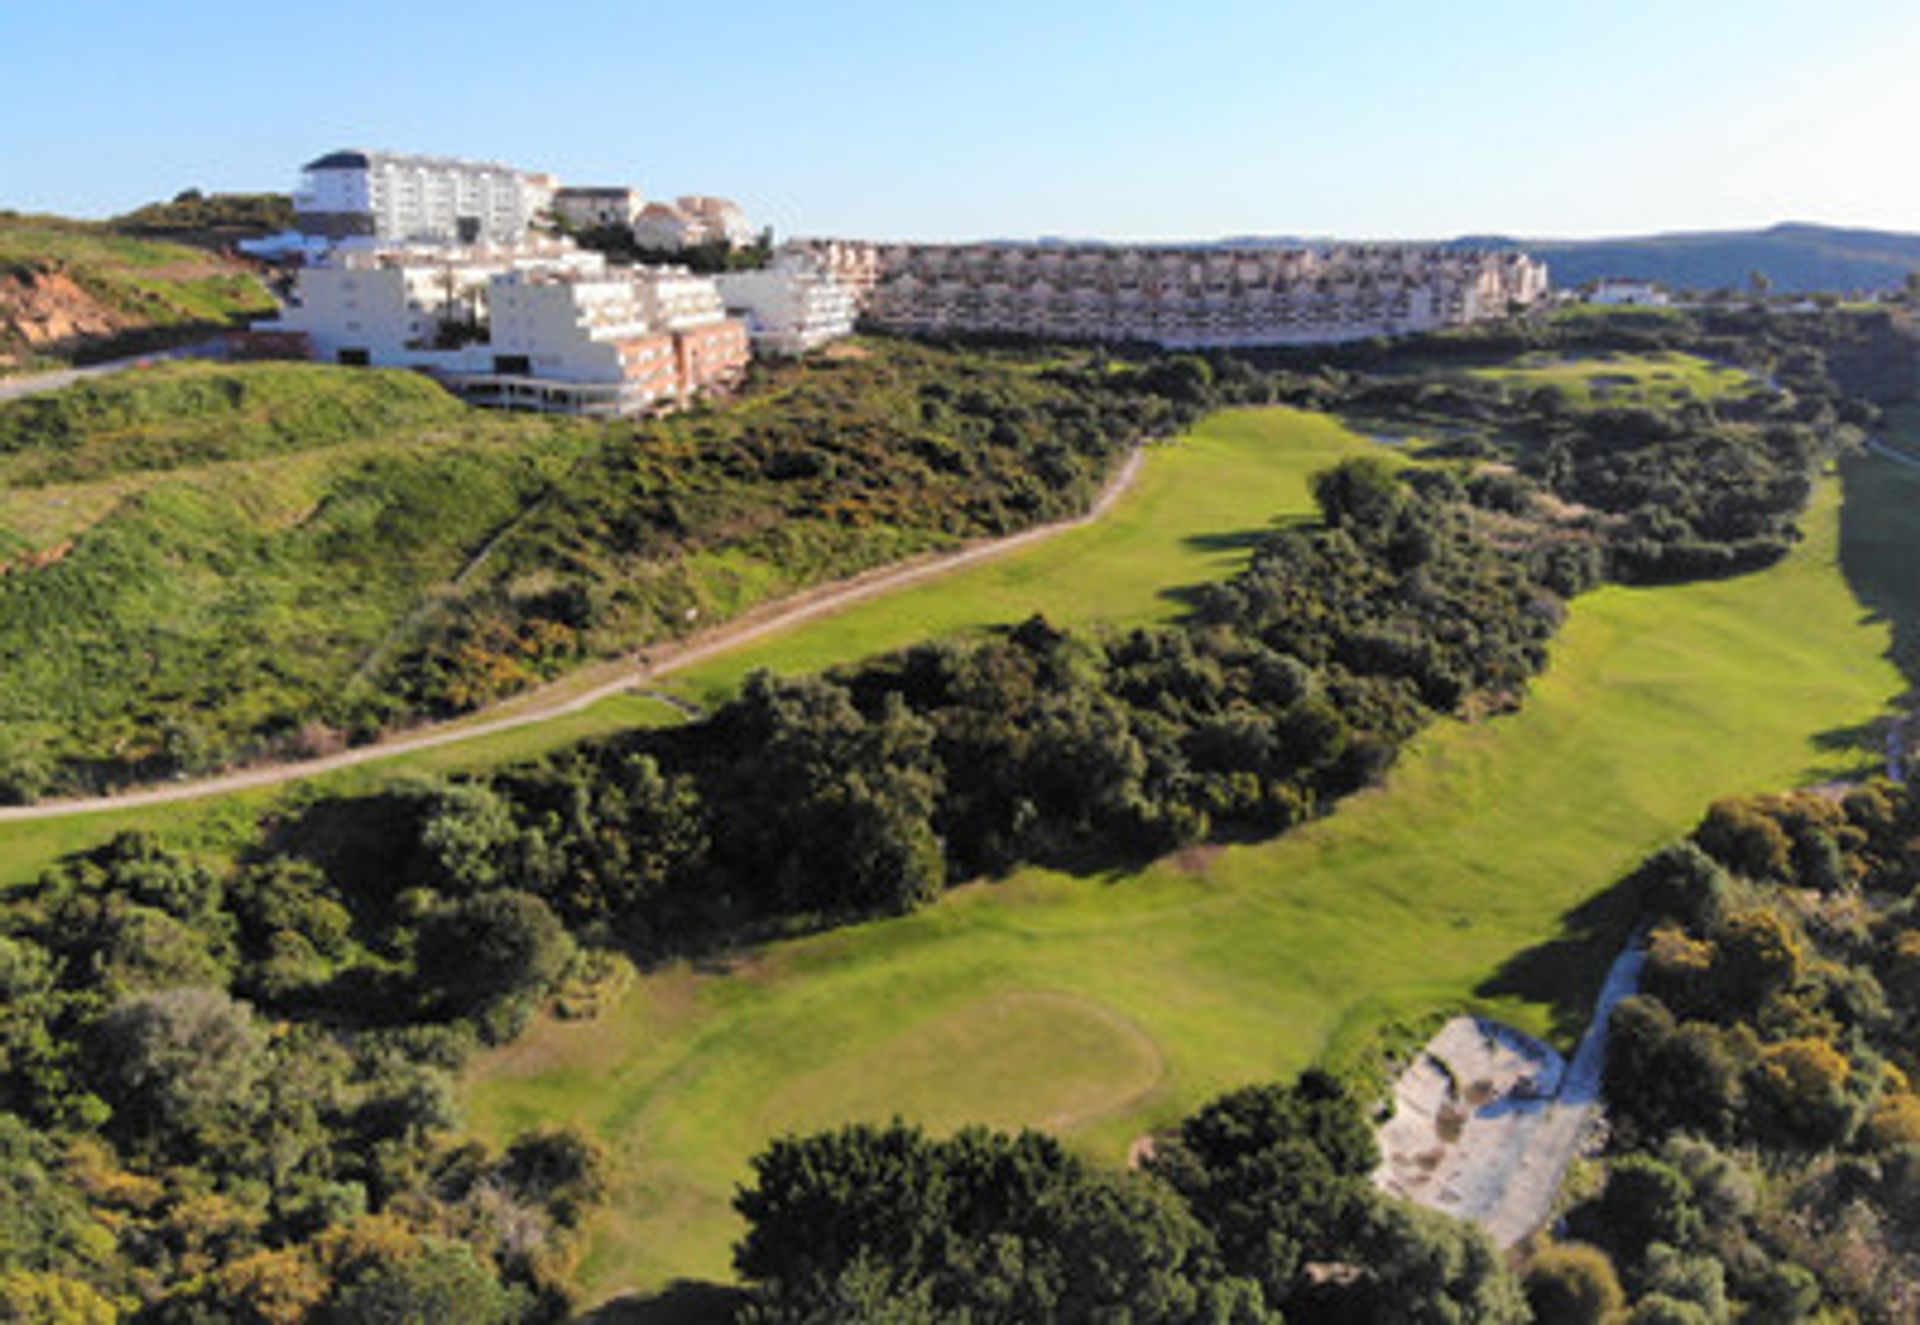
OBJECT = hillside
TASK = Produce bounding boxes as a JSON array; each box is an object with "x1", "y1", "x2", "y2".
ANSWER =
[
  {"x1": 1510, "y1": 222, "x2": 1920, "y2": 294},
  {"x1": 0, "y1": 343, "x2": 1198, "y2": 798},
  {"x1": 0, "y1": 213, "x2": 277, "y2": 373}
]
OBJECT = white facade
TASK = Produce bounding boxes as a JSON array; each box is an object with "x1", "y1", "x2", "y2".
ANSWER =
[
  {"x1": 785, "y1": 241, "x2": 1549, "y2": 348},
  {"x1": 632, "y1": 267, "x2": 729, "y2": 331},
  {"x1": 553, "y1": 186, "x2": 645, "y2": 230},
  {"x1": 677, "y1": 196, "x2": 756, "y2": 247},
  {"x1": 293, "y1": 149, "x2": 552, "y2": 246},
  {"x1": 631, "y1": 196, "x2": 756, "y2": 250},
  {"x1": 1589, "y1": 279, "x2": 1670, "y2": 307},
  {"x1": 716, "y1": 258, "x2": 858, "y2": 354},
  {"x1": 261, "y1": 242, "x2": 741, "y2": 418}
]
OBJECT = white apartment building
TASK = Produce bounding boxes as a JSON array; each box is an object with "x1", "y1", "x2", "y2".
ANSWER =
[
  {"x1": 715, "y1": 256, "x2": 858, "y2": 355},
  {"x1": 552, "y1": 186, "x2": 645, "y2": 230},
  {"x1": 678, "y1": 196, "x2": 757, "y2": 247},
  {"x1": 631, "y1": 196, "x2": 756, "y2": 250},
  {"x1": 633, "y1": 266, "x2": 730, "y2": 331},
  {"x1": 263, "y1": 243, "x2": 745, "y2": 417},
  {"x1": 293, "y1": 149, "x2": 554, "y2": 246},
  {"x1": 1589, "y1": 278, "x2": 1670, "y2": 307},
  {"x1": 786, "y1": 240, "x2": 1548, "y2": 348}
]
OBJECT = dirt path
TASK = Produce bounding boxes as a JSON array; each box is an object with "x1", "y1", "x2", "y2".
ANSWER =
[
  {"x1": 0, "y1": 340, "x2": 223, "y2": 404},
  {"x1": 0, "y1": 446, "x2": 1148, "y2": 823}
]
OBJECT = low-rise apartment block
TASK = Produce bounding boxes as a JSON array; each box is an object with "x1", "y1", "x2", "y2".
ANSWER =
[
  {"x1": 632, "y1": 195, "x2": 757, "y2": 251},
  {"x1": 715, "y1": 255, "x2": 858, "y2": 355},
  {"x1": 264, "y1": 243, "x2": 747, "y2": 417},
  {"x1": 783, "y1": 240, "x2": 1548, "y2": 347},
  {"x1": 552, "y1": 185, "x2": 646, "y2": 230},
  {"x1": 1589, "y1": 278, "x2": 1670, "y2": 307}
]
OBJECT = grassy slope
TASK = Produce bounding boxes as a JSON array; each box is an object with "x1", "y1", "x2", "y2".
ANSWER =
[
  {"x1": 0, "y1": 407, "x2": 1381, "y2": 883},
  {"x1": 0, "y1": 364, "x2": 598, "y2": 768},
  {"x1": 461, "y1": 419, "x2": 1905, "y2": 1302}
]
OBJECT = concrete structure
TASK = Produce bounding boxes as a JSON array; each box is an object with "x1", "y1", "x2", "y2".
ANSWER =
[
  {"x1": 553, "y1": 186, "x2": 645, "y2": 231},
  {"x1": 263, "y1": 242, "x2": 745, "y2": 417},
  {"x1": 1589, "y1": 278, "x2": 1671, "y2": 307},
  {"x1": 631, "y1": 196, "x2": 756, "y2": 251},
  {"x1": 716, "y1": 255, "x2": 859, "y2": 355},
  {"x1": 784, "y1": 239, "x2": 1548, "y2": 348},
  {"x1": 292, "y1": 149, "x2": 554, "y2": 246}
]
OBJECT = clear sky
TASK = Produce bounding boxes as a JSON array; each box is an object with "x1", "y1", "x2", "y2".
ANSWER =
[{"x1": 3, "y1": 0, "x2": 1917, "y2": 242}]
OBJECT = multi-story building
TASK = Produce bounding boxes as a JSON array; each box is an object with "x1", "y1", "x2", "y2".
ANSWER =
[
  {"x1": 781, "y1": 240, "x2": 1547, "y2": 348},
  {"x1": 631, "y1": 196, "x2": 756, "y2": 250},
  {"x1": 715, "y1": 255, "x2": 858, "y2": 355},
  {"x1": 677, "y1": 196, "x2": 757, "y2": 247},
  {"x1": 552, "y1": 185, "x2": 646, "y2": 231},
  {"x1": 292, "y1": 149, "x2": 555, "y2": 246},
  {"x1": 262, "y1": 243, "x2": 746, "y2": 417},
  {"x1": 1589, "y1": 278, "x2": 1670, "y2": 307}
]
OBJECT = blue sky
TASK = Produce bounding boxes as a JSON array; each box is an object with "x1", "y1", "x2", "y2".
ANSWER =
[{"x1": 3, "y1": 0, "x2": 1917, "y2": 241}]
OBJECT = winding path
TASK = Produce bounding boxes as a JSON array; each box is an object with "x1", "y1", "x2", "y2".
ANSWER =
[{"x1": 0, "y1": 446, "x2": 1148, "y2": 823}]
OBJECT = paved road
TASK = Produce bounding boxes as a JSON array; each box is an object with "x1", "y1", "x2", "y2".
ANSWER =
[
  {"x1": 0, "y1": 446, "x2": 1148, "y2": 823},
  {"x1": 0, "y1": 341, "x2": 224, "y2": 404},
  {"x1": 1480, "y1": 939, "x2": 1647, "y2": 1246}
]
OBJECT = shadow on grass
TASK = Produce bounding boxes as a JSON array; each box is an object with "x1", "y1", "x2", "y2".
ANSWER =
[
  {"x1": 1838, "y1": 450, "x2": 1920, "y2": 696},
  {"x1": 1474, "y1": 872, "x2": 1645, "y2": 1047},
  {"x1": 578, "y1": 1281, "x2": 745, "y2": 1324}
]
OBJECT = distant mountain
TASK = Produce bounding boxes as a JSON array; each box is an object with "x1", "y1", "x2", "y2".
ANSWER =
[
  {"x1": 1032, "y1": 225, "x2": 1920, "y2": 294},
  {"x1": 1507, "y1": 223, "x2": 1920, "y2": 294}
]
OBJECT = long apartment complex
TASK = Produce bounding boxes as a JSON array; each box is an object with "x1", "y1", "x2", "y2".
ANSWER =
[
  {"x1": 783, "y1": 240, "x2": 1548, "y2": 347},
  {"x1": 265, "y1": 242, "x2": 748, "y2": 416}
]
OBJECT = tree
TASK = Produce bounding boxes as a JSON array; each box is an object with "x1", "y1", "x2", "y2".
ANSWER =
[
  {"x1": 0, "y1": 1271, "x2": 119, "y2": 1325},
  {"x1": 1752, "y1": 1037, "x2": 1855, "y2": 1146},
  {"x1": 1585, "y1": 1156, "x2": 1701, "y2": 1262},
  {"x1": 1344, "y1": 1197, "x2": 1528, "y2": 1324},
  {"x1": 1642, "y1": 1243, "x2": 1727, "y2": 1322},
  {"x1": 1312, "y1": 456, "x2": 1406, "y2": 532},
  {"x1": 709, "y1": 675, "x2": 945, "y2": 917},
  {"x1": 329, "y1": 1239, "x2": 513, "y2": 1324},
  {"x1": 91, "y1": 987, "x2": 266, "y2": 1160},
  {"x1": 1149, "y1": 1072, "x2": 1377, "y2": 1303},
  {"x1": 1524, "y1": 1242, "x2": 1625, "y2": 1324},
  {"x1": 413, "y1": 890, "x2": 573, "y2": 1024},
  {"x1": 733, "y1": 1121, "x2": 952, "y2": 1301},
  {"x1": 414, "y1": 781, "x2": 521, "y2": 896}
]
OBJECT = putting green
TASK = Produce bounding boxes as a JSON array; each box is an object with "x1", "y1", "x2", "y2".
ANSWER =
[
  {"x1": 759, "y1": 989, "x2": 1165, "y2": 1137},
  {"x1": 464, "y1": 436, "x2": 1907, "y2": 1305}
]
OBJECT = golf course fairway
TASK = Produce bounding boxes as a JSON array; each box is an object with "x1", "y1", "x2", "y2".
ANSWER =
[{"x1": 463, "y1": 422, "x2": 1915, "y2": 1306}]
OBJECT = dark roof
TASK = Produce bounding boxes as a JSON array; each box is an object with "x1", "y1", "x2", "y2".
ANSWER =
[{"x1": 303, "y1": 150, "x2": 371, "y2": 171}]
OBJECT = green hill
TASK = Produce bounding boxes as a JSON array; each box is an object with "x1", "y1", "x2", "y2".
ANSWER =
[{"x1": 0, "y1": 343, "x2": 1191, "y2": 798}]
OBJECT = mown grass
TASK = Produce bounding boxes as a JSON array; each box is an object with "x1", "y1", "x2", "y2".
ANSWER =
[
  {"x1": 461, "y1": 451, "x2": 1905, "y2": 1306},
  {"x1": 655, "y1": 408, "x2": 1388, "y2": 709},
  {"x1": 1465, "y1": 350, "x2": 1758, "y2": 410}
]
